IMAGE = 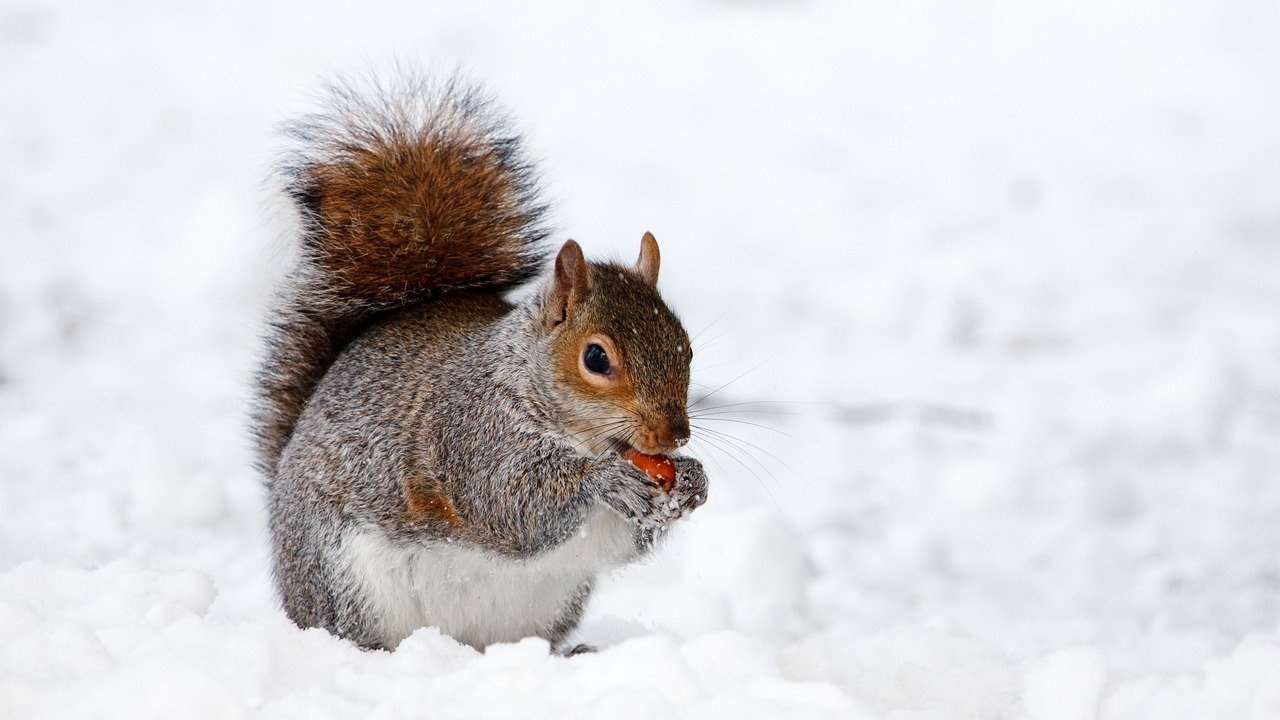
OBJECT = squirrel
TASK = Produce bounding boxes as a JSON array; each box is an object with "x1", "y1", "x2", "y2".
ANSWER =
[{"x1": 252, "y1": 74, "x2": 709, "y2": 654}]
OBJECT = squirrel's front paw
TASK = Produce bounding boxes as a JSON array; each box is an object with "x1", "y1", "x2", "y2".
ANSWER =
[
  {"x1": 669, "y1": 456, "x2": 709, "y2": 517},
  {"x1": 601, "y1": 459, "x2": 677, "y2": 527},
  {"x1": 596, "y1": 455, "x2": 707, "y2": 528}
]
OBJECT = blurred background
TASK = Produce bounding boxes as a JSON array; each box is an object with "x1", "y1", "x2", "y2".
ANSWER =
[{"x1": 2, "y1": 1, "x2": 1279, "y2": 717}]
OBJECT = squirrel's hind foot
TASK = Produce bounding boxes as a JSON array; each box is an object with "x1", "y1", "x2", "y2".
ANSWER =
[{"x1": 555, "y1": 643, "x2": 597, "y2": 657}]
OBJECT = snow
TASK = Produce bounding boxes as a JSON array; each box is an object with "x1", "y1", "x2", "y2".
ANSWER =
[{"x1": 3, "y1": 0, "x2": 1280, "y2": 717}]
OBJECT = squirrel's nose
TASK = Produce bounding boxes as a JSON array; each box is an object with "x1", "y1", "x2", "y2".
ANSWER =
[
  {"x1": 642, "y1": 410, "x2": 690, "y2": 453},
  {"x1": 664, "y1": 416, "x2": 691, "y2": 449}
]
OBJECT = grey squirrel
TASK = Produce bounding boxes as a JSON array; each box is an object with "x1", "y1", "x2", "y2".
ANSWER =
[{"x1": 252, "y1": 74, "x2": 709, "y2": 653}]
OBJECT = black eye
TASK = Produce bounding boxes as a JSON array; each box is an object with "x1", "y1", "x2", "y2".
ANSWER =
[{"x1": 583, "y1": 343, "x2": 611, "y2": 374}]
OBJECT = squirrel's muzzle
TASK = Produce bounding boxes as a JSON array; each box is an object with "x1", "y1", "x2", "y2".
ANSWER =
[
  {"x1": 637, "y1": 412, "x2": 689, "y2": 454},
  {"x1": 665, "y1": 416, "x2": 691, "y2": 449}
]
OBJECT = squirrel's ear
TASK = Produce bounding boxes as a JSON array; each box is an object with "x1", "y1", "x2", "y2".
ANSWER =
[
  {"x1": 636, "y1": 231, "x2": 660, "y2": 286},
  {"x1": 548, "y1": 239, "x2": 590, "y2": 328}
]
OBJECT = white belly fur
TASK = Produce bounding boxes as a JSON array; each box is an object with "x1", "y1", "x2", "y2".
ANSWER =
[{"x1": 337, "y1": 505, "x2": 636, "y2": 649}]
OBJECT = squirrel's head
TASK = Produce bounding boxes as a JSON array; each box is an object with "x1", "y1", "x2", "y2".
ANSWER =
[{"x1": 539, "y1": 233, "x2": 693, "y2": 457}]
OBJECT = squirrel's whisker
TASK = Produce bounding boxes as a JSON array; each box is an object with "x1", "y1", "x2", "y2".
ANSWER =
[
  {"x1": 692, "y1": 423, "x2": 800, "y2": 486},
  {"x1": 572, "y1": 416, "x2": 631, "y2": 434},
  {"x1": 575, "y1": 419, "x2": 633, "y2": 449},
  {"x1": 683, "y1": 440, "x2": 734, "y2": 491},
  {"x1": 687, "y1": 344, "x2": 790, "y2": 411},
  {"x1": 689, "y1": 409, "x2": 796, "y2": 420},
  {"x1": 687, "y1": 398, "x2": 821, "y2": 412},
  {"x1": 688, "y1": 434, "x2": 784, "y2": 508},
  {"x1": 693, "y1": 431, "x2": 778, "y2": 489},
  {"x1": 687, "y1": 416, "x2": 791, "y2": 438},
  {"x1": 689, "y1": 306, "x2": 733, "y2": 346},
  {"x1": 691, "y1": 331, "x2": 733, "y2": 354}
]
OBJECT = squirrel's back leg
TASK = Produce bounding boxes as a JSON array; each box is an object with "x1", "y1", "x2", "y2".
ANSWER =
[
  {"x1": 269, "y1": 452, "x2": 387, "y2": 650},
  {"x1": 547, "y1": 580, "x2": 594, "y2": 654}
]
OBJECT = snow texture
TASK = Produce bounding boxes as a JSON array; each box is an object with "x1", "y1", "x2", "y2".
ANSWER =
[{"x1": 3, "y1": 1, "x2": 1280, "y2": 718}]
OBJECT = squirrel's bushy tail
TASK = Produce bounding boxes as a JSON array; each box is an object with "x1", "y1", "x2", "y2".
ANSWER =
[{"x1": 253, "y1": 72, "x2": 550, "y2": 478}]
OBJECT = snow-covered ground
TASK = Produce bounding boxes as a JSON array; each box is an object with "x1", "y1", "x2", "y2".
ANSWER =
[{"x1": 3, "y1": 1, "x2": 1280, "y2": 717}]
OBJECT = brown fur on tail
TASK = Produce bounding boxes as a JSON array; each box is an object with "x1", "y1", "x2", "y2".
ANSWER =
[{"x1": 253, "y1": 73, "x2": 551, "y2": 478}]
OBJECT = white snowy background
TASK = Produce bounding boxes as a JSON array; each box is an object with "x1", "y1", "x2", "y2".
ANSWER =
[{"x1": 3, "y1": 1, "x2": 1279, "y2": 717}]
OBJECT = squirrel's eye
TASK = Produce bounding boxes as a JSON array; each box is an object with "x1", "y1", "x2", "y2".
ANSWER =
[{"x1": 583, "y1": 343, "x2": 611, "y2": 374}]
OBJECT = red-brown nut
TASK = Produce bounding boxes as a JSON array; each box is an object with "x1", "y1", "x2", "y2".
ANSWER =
[{"x1": 623, "y1": 449, "x2": 676, "y2": 492}]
